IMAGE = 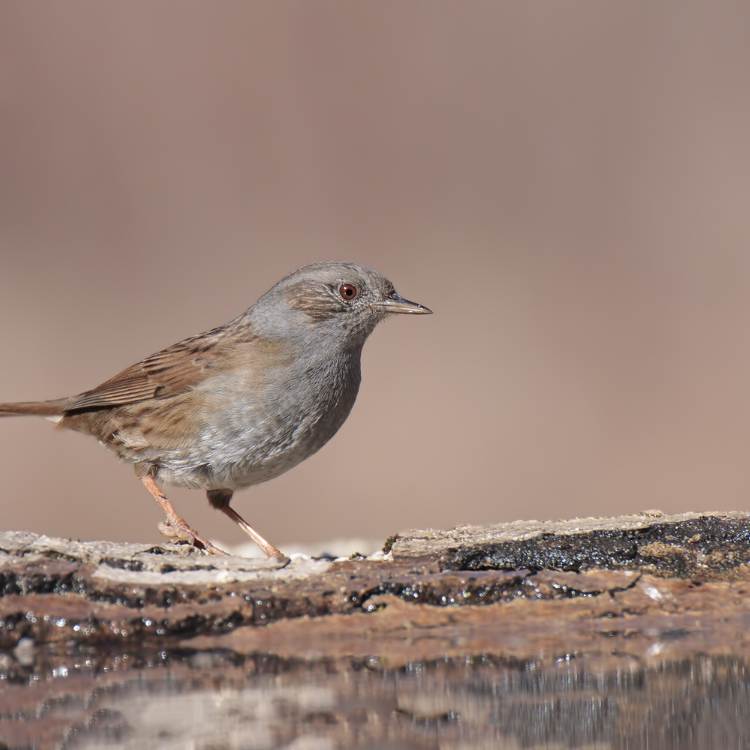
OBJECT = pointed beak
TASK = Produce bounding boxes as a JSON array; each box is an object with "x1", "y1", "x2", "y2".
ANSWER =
[{"x1": 375, "y1": 293, "x2": 433, "y2": 315}]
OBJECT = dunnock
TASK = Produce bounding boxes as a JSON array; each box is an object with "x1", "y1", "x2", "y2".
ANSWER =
[{"x1": 0, "y1": 262, "x2": 431, "y2": 561}]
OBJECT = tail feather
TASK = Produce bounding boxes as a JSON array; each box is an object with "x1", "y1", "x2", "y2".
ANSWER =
[{"x1": 0, "y1": 399, "x2": 69, "y2": 417}]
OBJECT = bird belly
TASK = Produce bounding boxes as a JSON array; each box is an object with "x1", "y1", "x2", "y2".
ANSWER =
[
  {"x1": 154, "y1": 410, "x2": 345, "y2": 490},
  {"x1": 152, "y1": 366, "x2": 360, "y2": 490}
]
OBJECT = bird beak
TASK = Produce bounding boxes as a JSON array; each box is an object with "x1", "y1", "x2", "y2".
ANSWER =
[{"x1": 375, "y1": 293, "x2": 433, "y2": 315}]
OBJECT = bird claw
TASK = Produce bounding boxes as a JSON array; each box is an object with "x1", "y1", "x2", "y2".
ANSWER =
[
  {"x1": 157, "y1": 519, "x2": 191, "y2": 543},
  {"x1": 157, "y1": 520, "x2": 227, "y2": 555}
]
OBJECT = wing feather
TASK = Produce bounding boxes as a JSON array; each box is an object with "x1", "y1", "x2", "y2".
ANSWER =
[{"x1": 66, "y1": 325, "x2": 236, "y2": 412}]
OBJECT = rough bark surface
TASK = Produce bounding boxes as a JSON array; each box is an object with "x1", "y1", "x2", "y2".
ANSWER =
[{"x1": 2, "y1": 510, "x2": 750, "y2": 749}]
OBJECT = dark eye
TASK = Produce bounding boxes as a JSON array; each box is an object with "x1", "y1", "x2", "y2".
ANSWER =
[{"x1": 339, "y1": 283, "x2": 358, "y2": 301}]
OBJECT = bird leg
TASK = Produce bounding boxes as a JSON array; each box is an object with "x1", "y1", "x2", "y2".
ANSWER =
[
  {"x1": 141, "y1": 475, "x2": 227, "y2": 555},
  {"x1": 207, "y1": 489, "x2": 289, "y2": 564}
]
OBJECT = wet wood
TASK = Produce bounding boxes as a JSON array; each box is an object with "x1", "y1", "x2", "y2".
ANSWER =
[
  {"x1": 2, "y1": 511, "x2": 750, "y2": 748},
  {"x1": 1, "y1": 511, "x2": 750, "y2": 650}
]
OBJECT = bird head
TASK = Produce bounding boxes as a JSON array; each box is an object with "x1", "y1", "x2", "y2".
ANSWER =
[{"x1": 249, "y1": 261, "x2": 432, "y2": 348}]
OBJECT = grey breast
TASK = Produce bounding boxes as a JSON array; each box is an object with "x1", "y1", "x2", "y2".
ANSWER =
[{"x1": 155, "y1": 348, "x2": 363, "y2": 490}]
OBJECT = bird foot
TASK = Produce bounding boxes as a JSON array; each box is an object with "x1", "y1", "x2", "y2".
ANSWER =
[{"x1": 158, "y1": 519, "x2": 227, "y2": 555}]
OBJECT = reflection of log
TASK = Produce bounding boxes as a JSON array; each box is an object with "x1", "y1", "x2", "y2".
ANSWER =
[
  {"x1": 2, "y1": 511, "x2": 750, "y2": 748},
  {"x1": 5, "y1": 648, "x2": 750, "y2": 750}
]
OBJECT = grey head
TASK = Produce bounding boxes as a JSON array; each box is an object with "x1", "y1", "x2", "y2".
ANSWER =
[{"x1": 246, "y1": 261, "x2": 432, "y2": 350}]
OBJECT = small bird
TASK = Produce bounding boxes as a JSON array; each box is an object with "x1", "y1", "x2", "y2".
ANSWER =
[{"x1": 0, "y1": 262, "x2": 431, "y2": 562}]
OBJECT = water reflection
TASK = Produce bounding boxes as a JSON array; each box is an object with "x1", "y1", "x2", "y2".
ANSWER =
[{"x1": 2, "y1": 648, "x2": 749, "y2": 749}]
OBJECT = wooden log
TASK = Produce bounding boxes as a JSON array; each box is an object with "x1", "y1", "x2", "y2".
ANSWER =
[{"x1": 2, "y1": 511, "x2": 750, "y2": 748}]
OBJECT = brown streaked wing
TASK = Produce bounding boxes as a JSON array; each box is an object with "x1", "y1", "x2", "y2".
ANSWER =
[{"x1": 66, "y1": 326, "x2": 232, "y2": 412}]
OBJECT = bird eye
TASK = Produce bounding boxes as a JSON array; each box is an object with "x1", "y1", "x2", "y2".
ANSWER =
[{"x1": 339, "y1": 283, "x2": 358, "y2": 301}]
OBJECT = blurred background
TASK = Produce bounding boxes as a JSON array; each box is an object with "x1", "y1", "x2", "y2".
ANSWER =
[{"x1": 1, "y1": 1, "x2": 750, "y2": 548}]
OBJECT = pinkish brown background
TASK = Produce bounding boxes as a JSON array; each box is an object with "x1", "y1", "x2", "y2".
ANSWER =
[{"x1": 2, "y1": 2, "x2": 750, "y2": 548}]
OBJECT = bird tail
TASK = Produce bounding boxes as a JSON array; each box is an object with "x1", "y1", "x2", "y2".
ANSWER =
[{"x1": 0, "y1": 399, "x2": 69, "y2": 418}]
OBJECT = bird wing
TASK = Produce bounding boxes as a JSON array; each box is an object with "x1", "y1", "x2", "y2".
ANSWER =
[{"x1": 66, "y1": 326, "x2": 232, "y2": 412}]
